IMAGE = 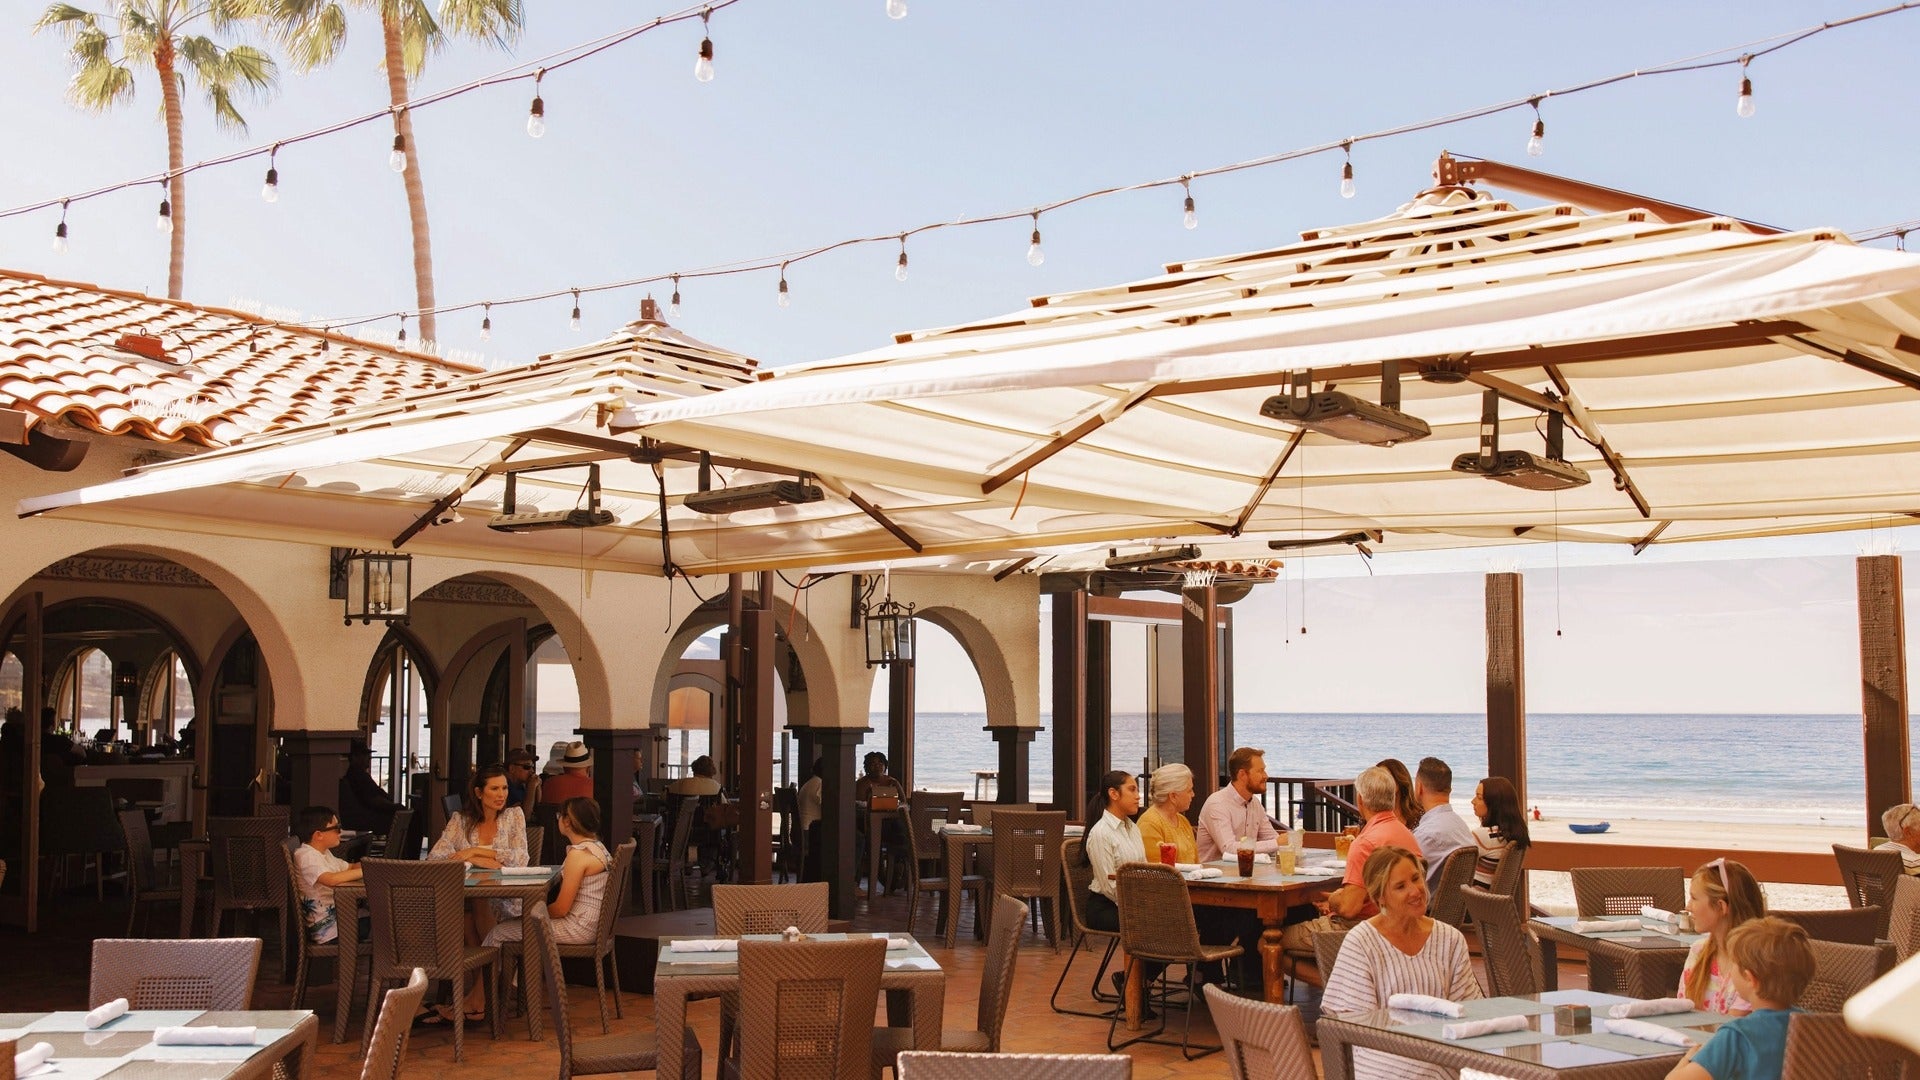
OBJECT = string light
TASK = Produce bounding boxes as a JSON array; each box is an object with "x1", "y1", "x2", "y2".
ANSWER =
[
  {"x1": 1180, "y1": 177, "x2": 1197, "y2": 230},
  {"x1": 886, "y1": 0, "x2": 907, "y2": 18},
  {"x1": 776, "y1": 261, "x2": 790, "y2": 307},
  {"x1": 155, "y1": 183, "x2": 173, "y2": 234},
  {"x1": 669, "y1": 274, "x2": 682, "y2": 318},
  {"x1": 51, "y1": 201, "x2": 68, "y2": 254},
  {"x1": 1339, "y1": 140, "x2": 1355, "y2": 199},
  {"x1": 479, "y1": 303, "x2": 493, "y2": 342},
  {"x1": 397, "y1": 314, "x2": 408, "y2": 345},
  {"x1": 1736, "y1": 55, "x2": 1755, "y2": 117},
  {"x1": 527, "y1": 69, "x2": 547, "y2": 138},
  {"x1": 895, "y1": 234, "x2": 909, "y2": 281},
  {"x1": 694, "y1": 9, "x2": 715, "y2": 82},
  {"x1": 1526, "y1": 98, "x2": 1546, "y2": 157},
  {"x1": 261, "y1": 145, "x2": 280, "y2": 203},
  {"x1": 389, "y1": 131, "x2": 408, "y2": 173},
  {"x1": 1026, "y1": 213, "x2": 1045, "y2": 267},
  {"x1": 569, "y1": 289, "x2": 582, "y2": 331}
]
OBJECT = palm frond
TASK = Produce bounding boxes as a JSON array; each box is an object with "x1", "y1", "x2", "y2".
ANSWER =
[
  {"x1": 436, "y1": 0, "x2": 520, "y2": 50},
  {"x1": 33, "y1": 3, "x2": 102, "y2": 35},
  {"x1": 67, "y1": 56, "x2": 137, "y2": 110},
  {"x1": 203, "y1": 80, "x2": 247, "y2": 131},
  {"x1": 397, "y1": 0, "x2": 441, "y2": 77},
  {"x1": 219, "y1": 43, "x2": 277, "y2": 91},
  {"x1": 260, "y1": 0, "x2": 347, "y2": 71}
]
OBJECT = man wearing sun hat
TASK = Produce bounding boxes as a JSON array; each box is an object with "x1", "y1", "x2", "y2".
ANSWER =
[{"x1": 539, "y1": 741, "x2": 595, "y2": 804}]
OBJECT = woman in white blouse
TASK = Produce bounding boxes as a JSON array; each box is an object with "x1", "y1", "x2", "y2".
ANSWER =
[
  {"x1": 1081, "y1": 768, "x2": 1143, "y2": 932},
  {"x1": 1322, "y1": 845, "x2": 1484, "y2": 1080},
  {"x1": 430, "y1": 764, "x2": 529, "y2": 929}
]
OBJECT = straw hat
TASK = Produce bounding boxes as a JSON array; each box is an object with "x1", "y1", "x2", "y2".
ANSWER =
[{"x1": 561, "y1": 741, "x2": 592, "y2": 771}]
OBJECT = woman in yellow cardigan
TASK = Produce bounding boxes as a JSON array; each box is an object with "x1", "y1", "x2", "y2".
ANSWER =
[{"x1": 1137, "y1": 763, "x2": 1197, "y2": 864}]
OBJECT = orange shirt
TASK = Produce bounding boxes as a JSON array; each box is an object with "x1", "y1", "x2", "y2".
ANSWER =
[{"x1": 1344, "y1": 810, "x2": 1423, "y2": 918}]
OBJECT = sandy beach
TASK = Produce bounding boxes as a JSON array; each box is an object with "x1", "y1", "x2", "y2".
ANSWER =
[{"x1": 1523, "y1": 813, "x2": 1859, "y2": 913}]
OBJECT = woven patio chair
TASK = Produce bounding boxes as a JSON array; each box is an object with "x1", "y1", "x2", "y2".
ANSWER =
[
  {"x1": 1569, "y1": 866, "x2": 1685, "y2": 917},
  {"x1": 874, "y1": 895, "x2": 1027, "y2": 1076},
  {"x1": 666, "y1": 796, "x2": 702, "y2": 910},
  {"x1": 528, "y1": 902, "x2": 702, "y2": 1080},
  {"x1": 361, "y1": 968, "x2": 427, "y2": 1080},
  {"x1": 89, "y1": 937, "x2": 261, "y2": 1010},
  {"x1": 359, "y1": 857, "x2": 500, "y2": 1062},
  {"x1": 632, "y1": 815, "x2": 659, "y2": 912},
  {"x1": 1463, "y1": 885, "x2": 1538, "y2": 996},
  {"x1": 1426, "y1": 847, "x2": 1475, "y2": 931},
  {"x1": 525, "y1": 825, "x2": 545, "y2": 869},
  {"x1": 1051, "y1": 837, "x2": 1121, "y2": 1019},
  {"x1": 119, "y1": 808, "x2": 181, "y2": 937},
  {"x1": 531, "y1": 804, "x2": 563, "y2": 864},
  {"x1": 281, "y1": 839, "x2": 370, "y2": 1009},
  {"x1": 1781, "y1": 1009, "x2": 1920, "y2": 1079},
  {"x1": 989, "y1": 810, "x2": 1065, "y2": 948},
  {"x1": 208, "y1": 816, "x2": 295, "y2": 976},
  {"x1": 1801, "y1": 938, "x2": 1897, "y2": 1013},
  {"x1": 713, "y1": 881, "x2": 831, "y2": 1063},
  {"x1": 904, "y1": 802, "x2": 984, "y2": 939},
  {"x1": 729, "y1": 936, "x2": 887, "y2": 1080},
  {"x1": 1484, "y1": 841, "x2": 1530, "y2": 916},
  {"x1": 502, "y1": 840, "x2": 634, "y2": 1035},
  {"x1": 1834, "y1": 845, "x2": 1905, "y2": 938},
  {"x1": 895, "y1": 1052, "x2": 1132, "y2": 1080},
  {"x1": 41, "y1": 784, "x2": 125, "y2": 899},
  {"x1": 1202, "y1": 984, "x2": 1315, "y2": 1080},
  {"x1": 1888, "y1": 876, "x2": 1920, "y2": 962},
  {"x1": 1108, "y1": 862, "x2": 1241, "y2": 1059},
  {"x1": 377, "y1": 807, "x2": 414, "y2": 859},
  {"x1": 1772, "y1": 906, "x2": 1883, "y2": 945},
  {"x1": 1311, "y1": 928, "x2": 1350, "y2": 989},
  {"x1": 970, "y1": 802, "x2": 1035, "y2": 830}
]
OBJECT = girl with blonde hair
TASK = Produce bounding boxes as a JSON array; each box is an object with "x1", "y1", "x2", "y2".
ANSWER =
[{"x1": 1678, "y1": 856, "x2": 1767, "y2": 1015}]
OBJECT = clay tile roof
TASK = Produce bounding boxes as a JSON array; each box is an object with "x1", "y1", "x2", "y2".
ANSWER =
[{"x1": 0, "y1": 268, "x2": 480, "y2": 447}]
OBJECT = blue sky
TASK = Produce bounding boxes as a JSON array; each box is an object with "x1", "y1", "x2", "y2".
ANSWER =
[{"x1": 9, "y1": 1, "x2": 1920, "y2": 713}]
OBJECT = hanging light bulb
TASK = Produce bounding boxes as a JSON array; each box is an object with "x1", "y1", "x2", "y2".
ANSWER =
[
  {"x1": 51, "y1": 201, "x2": 69, "y2": 255},
  {"x1": 669, "y1": 274, "x2": 682, "y2": 318},
  {"x1": 1526, "y1": 99, "x2": 1545, "y2": 157},
  {"x1": 261, "y1": 145, "x2": 280, "y2": 203},
  {"x1": 1339, "y1": 141, "x2": 1355, "y2": 199},
  {"x1": 1736, "y1": 57, "x2": 1755, "y2": 117},
  {"x1": 389, "y1": 132, "x2": 409, "y2": 173},
  {"x1": 527, "y1": 70, "x2": 547, "y2": 138},
  {"x1": 886, "y1": 0, "x2": 907, "y2": 18},
  {"x1": 1181, "y1": 178, "x2": 1197, "y2": 230},
  {"x1": 479, "y1": 303, "x2": 493, "y2": 342},
  {"x1": 694, "y1": 10, "x2": 715, "y2": 82},
  {"x1": 569, "y1": 290, "x2": 582, "y2": 331},
  {"x1": 1026, "y1": 213, "x2": 1045, "y2": 267},
  {"x1": 895, "y1": 235, "x2": 909, "y2": 282},
  {"x1": 397, "y1": 315, "x2": 408, "y2": 346},
  {"x1": 777, "y1": 263, "x2": 791, "y2": 308},
  {"x1": 156, "y1": 194, "x2": 173, "y2": 234}
]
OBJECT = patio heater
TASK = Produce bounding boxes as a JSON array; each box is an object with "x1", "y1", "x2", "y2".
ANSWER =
[
  {"x1": 1451, "y1": 389, "x2": 1590, "y2": 490},
  {"x1": 329, "y1": 548, "x2": 413, "y2": 626}
]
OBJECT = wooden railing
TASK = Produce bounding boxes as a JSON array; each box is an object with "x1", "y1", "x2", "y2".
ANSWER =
[{"x1": 1269, "y1": 776, "x2": 1362, "y2": 832}]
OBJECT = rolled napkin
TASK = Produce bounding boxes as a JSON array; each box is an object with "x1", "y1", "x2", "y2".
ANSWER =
[
  {"x1": 1602, "y1": 1018, "x2": 1699, "y2": 1047},
  {"x1": 669, "y1": 939, "x2": 739, "y2": 952},
  {"x1": 1441, "y1": 1015, "x2": 1530, "y2": 1040},
  {"x1": 154, "y1": 1026, "x2": 257, "y2": 1046},
  {"x1": 870, "y1": 934, "x2": 915, "y2": 950},
  {"x1": 1574, "y1": 918, "x2": 1643, "y2": 933},
  {"x1": 1182, "y1": 867, "x2": 1224, "y2": 880},
  {"x1": 1387, "y1": 993, "x2": 1465, "y2": 1017},
  {"x1": 1640, "y1": 905, "x2": 1679, "y2": 924},
  {"x1": 1173, "y1": 863, "x2": 1204, "y2": 873},
  {"x1": 85, "y1": 997, "x2": 129, "y2": 1029},
  {"x1": 1608, "y1": 997, "x2": 1695, "y2": 1019},
  {"x1": 16, "y1": 1041, "x2": 54, "y2": 1073}
]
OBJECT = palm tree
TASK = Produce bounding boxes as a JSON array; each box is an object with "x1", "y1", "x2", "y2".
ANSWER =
[
  {"x1": 264, "y1": 1, "x2": 522, "y2": 345},
  {"x1": 35, "y1": 1, "x2": 276, "y2": 299}
]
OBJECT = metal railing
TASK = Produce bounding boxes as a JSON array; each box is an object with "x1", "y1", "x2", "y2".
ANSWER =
[{"x1": 1268, "y1": 775, "x2": 1362, "y2": 832}]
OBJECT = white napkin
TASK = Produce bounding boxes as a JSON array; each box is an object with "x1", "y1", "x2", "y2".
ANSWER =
[
  {"x1": 1574, "y1": 918, "x2": 1643, "y2": 933},
  {"x1": 1441, "y1": 1015, "x2": 1530, "y2": 1040},
  {"x1": 1182, "y1": 867, "x2": 1224, "y2": 880},
  {"x1": 670, "y1": 939, "x2": 738, "y2": 952},
  {"x1": 871, "y1": 934, "x2": 914, "y2": 950},
  {"x1": 155, "y1": 1026, "x2": 256, "y2": 1046},
  {"x1": 85, "y1": 998, "x2": 129, "y2": 1029},
  {"x1": 1173, "y1": 863, "x2": 1205, "y2": 873},
  {"x1": 944, "y1": 824, "x2": 984, "y2": 833},
  {"x1": 1602, "y1": 1018, "x2": 1699, "y2": 1047},
  {"x1": 15, "y1": 1041, "x2": 54, "y2": 1073},
  {"x1": 499, "y1": 866, "x2": 550, "y2": 876},
  {"x1": 1608, "y1": 997, "x2": 1695, "y2": 1019},
  {"x1": 1640, "y1": 905, "x2": 1679, "y2": 924},
  {"x1": 1388, "y1": 993, "x2": 1464, "y2": 1017}
]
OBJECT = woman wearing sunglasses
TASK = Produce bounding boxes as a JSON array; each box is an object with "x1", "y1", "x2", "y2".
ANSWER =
[{"x1": 1680, "y1": 857, "x2": 1767, "y2": 1015}]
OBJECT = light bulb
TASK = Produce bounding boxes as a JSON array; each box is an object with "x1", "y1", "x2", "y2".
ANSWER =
[
  {"x1": 398, "y1": 321, "x2": 408, "y2": 345},
  {"x1": 1737, "y1": 75, "x2": 1754, "y2": 118},
  {"x1": 1527, "y1": 119, "x2": 1545, "y2": 158},
  {"x1": 1026, "y1": 226, "x2": 1045, "y2": 267},
  {"x1": 886, "y1": 0, "x2": 907, "y2": 17},
  {"x1": 389, "y1": 134, "x2": 408, "y2": 173},
  {"x1": 156, "y1": 198, "x2": 173, "y2": 233},
  {"x1": 1340, "y1": 161, "x2": 1355, "y2": 200},
  {"x1": 695, "y1": 37, "x2": 714, "y2": 82},
  {"x1": 52, "y1": 220, "x2": 68, "y2": 255},
  {"x1": 1182, "y1": 194, "x2": 1198, "y2": 230},
  {"x1": 527, "y1": 96, "x2": 546, "y2": 138},
  {"x1": 479, "y1": 309, "x2": 492, "y2": 342},
  {"x1": 569, "y1": 300, "x2": 582, "y2": 332},
  {"x1": 896, "y1": 251, "x2": 909, "y2": 282},
  {"x1": 261, "y1": 166, "x2": 279, "y2": 203},
  {"x1": 777, "y1": 275, "x2": 790, "y2": 308},
  {"x1": 669, "y1": 278, "x2": 682, "y2": 318}
]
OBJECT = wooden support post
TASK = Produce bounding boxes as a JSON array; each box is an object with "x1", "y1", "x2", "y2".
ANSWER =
[
  {"x1": 1857, "y1": 555, "x2": 1912, "y2": 841},
  {"x1": 813, "y1": 727, "x2": 865, "y2": 919},
  {"x1": 739, "y1": 588, "x2": 776, "y2": 885},
  {"x1": 278, "y1": 732, "x2": 354, "y2": 818},
  {"x1": 1051, "y1": 591, "x2": 1089, "y2": 816},
  {"x1": 887, "y1": 658, "x2": 915, "y2": 791},
  {"x1": 990, "y1": 726, "x2": 1034, "y2": 803},
  {"x1": 580, "y1": 728, "x2": 646, "y2": 844},
  {"x1": 1485, "y1": 573, "x2": 1527, "y2": 810},
  {"x1": 1086, "y1": 617, "x2": 1113, "y2": 811},
  {"x1": 1181, "y1": 583, "x2": 1222, "y2": 798}
]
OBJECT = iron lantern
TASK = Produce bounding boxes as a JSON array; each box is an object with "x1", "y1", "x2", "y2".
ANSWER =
[
  {"x1": 863, "y1": 596, "x2": 916, "y2": 667},
  {"x1": 331, "y1": 549, "x2": 412, "y2": 625}
]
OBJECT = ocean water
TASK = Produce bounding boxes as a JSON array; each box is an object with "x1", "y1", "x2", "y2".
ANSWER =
[{"x1": 543, "y1": 710, "x2": 1919, "y2": 828}]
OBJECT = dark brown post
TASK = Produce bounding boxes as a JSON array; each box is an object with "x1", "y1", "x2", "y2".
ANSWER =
[
  {"x1": 279, "y1": 732, "x2": 354, "y2": 817},
  {"x1": 1086, "y1": 616, "x2": 1113, "y2": 810},
  {"x1": 1858, "y1": 555, "x2": 1912, "y2": 840},
  {"x1": 580, "y1": 729, "x2": 645, "y2": 845},
  {"x1": 1182, "y1": 583, "x2": 1222, "y2": 798},
  {"x1": 1051, "y1": 591, "x2": 1088, "y2": 816},
  {"x1": 1485, "y1": 572, "x2": 1527, "y2": 809},
  {"x1": 814, "y1": 727, "x2": 864, "y2": 918},
  {"x1": 990, "y1": 726, "x2": 1033, "y2": 802},
  {"x1": 887, "y1": 658, "x2": 915, "y2": 791},
  {"x1": 737, "y1": 573, "x2": 776, "y2": 884}
]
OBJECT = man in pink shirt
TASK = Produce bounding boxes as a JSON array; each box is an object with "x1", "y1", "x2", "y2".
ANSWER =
[{"x1": 1279, "y1": 765, "x2": 1423, "y2": 980}]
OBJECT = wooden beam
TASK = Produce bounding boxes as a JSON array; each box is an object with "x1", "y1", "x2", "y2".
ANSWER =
[
  {"x1": 1486, "y1": 573, "x2": 1528, "y2": 811},
  {"x1": 741, "y1": 593, "x2": 778, "y2": 885},
  {"x1": 992, "y1": 557, "x2": 1035, "y2": 582},
  {"x1": 1232, "y1": 429, "x2": 1305, "y2": 536},
  {"x1": 845, "y1": 490, "x2": 924, "y2": 553},
  {"x1": 1857, "y1": 555, "x2": 1912, "y2": 843},
  {"x1": 1527, "y1": 841, "x2": 1839, "y2": 887},
  {"x1": 1631, "y1": 521, "x2": 1671, "y2": 555},
  {"x1": 1543, "y1": 365, "x2": 1651, "y2": 518},
  {"x1": 887, "y1": 659, "x2": 915, "y2": 793},
  {"x1": 1466, "y1": 371, "x2": 1568, "y2": 415},
  {"x1": 392, "y1": 435, "x2": 531, "y2": 548},
  {"x1": 1434, "y1": 152, "x2": 1783, "y2": 234},
  {"x1": 1182, "y1": 584, "x2": 1222, "y2": 792},
  {"x1": 982, "y1": 411, "x2": 1110, "y2": 496}
]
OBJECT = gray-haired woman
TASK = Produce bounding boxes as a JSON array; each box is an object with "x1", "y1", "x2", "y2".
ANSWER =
[{"x1": 1137, "y1": 762, "x2": 1197, "y2": 864}]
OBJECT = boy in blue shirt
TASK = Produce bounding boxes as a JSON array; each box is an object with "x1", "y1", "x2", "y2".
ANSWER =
[{"x1": 1667, "y1": 916, "x2": 1816, "y2": 1080}]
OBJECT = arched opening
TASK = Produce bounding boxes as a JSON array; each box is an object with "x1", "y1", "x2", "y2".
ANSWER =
[
  {"x1": 139, "y1": 650, "x2": 195, "y2": 742},
  {"x1": 527, "y1": 627, "x2": 581, "y2": 765},
  {"x1": 359, "y1": 628, "x2": 436, "y2": 807},
  {"x1": 50, "y1": 647, "x2": 113, "y2": 743},
  {"x1": 881, "y1": 618, "x2": 994, "y2": 795},
  {"x1": 0, "y1": 652, "x2": 20, "y2": 713},
  {"x1": 206, "y1": 629, "x2": 268, "y2": 816}
]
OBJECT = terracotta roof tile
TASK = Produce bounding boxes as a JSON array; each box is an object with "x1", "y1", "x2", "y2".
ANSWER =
[{"x1": 0, "y1": 269, "x2": 478, "y2": 447}]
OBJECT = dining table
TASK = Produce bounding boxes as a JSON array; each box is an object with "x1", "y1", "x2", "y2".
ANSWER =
[
  {"x1": 328, "y1": 864, "x2": 559, "y2": 1043},
  {"x1": 652, "y1": 932, "x2": 946, "y2": 1080},
  {"x1": 0, "y1": 1007, "x2": 318, "y2": 1080},
  {"x1": 1529, "y1": 915, "x2": 1703, "y2": 999},
  {"x1": 1319, "y1": 988, "x2": 1726, "y2": 1080}
]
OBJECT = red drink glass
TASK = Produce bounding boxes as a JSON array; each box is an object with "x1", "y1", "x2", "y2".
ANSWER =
[
  {"x1": 1236, "y1": 847, "x2": 1255, "y2": 877},
  {"x1": 1158, "y1": 841, "x2": 1178, "y2": 866}
]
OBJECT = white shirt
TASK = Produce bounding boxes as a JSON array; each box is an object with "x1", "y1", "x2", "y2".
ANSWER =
[
  {"x1": 1196, "y1": 784, "x2": 1283, "y2": 863},
  {"x1": 1084, "y1": 809, "x2": 1144, "y2": 901},
  {"x1": 294, "y1": 844, "x2": 349, "y2": 944},
  {"x1": 798, "y1": 776, "x2": 823, "y2": 831}
]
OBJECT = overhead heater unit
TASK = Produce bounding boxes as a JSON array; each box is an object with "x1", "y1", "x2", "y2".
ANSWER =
[
  {"x1": 488, "y1": 462, "x2": 619, "y2": 532},
  {"x1": 1259, "y1": 359, "x2": 1431, "y2": 446},
  {"x1": 1451, "y1": 390, "x2": 1590, "y2": 491},
  {"x1": 684, "y1": 480, "x2": 825, "y2": 515},
  {"x1": 1104, "y1": 544, "x2": 1202, "y2": 571}
]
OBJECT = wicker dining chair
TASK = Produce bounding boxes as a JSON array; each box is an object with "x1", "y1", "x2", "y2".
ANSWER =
[
  {"x1": 1462, "y1": 885, "x2": 1539, "y2": 996},
  {"x1": 282, "y1": 840, "x2": 370, "y2": 1009},
  {"x1": 895, "y1": 1052, "x2": 1132, "y2": 1080},
  {"x1": 1772, "y1": 906, "x2": 1883, "y2": 945},
  {"x1": 1484, "y1": 842, "x2": 1530, "y2": 916},
  {"x1": 1780, "y1": 1010, "x2": 1920, "y2": 1079},
  {"x1": 1311, "y1": 928, "x2": 1350, "y2": 990},
  {"x1": 874, "y1": 895, "x2": 1027, "y2": 1076},
  {"x1": 208, "y1": 816, "x2": 296, "y2": 976},
  {"x1": 376, "y1": 808, "x2": 415, "y2": 859},
  {"x1": 1051, "y1": 837, "x2": 1121, "y2": 1019},
  {"x1": 360, "y1": 857, "x2": 500, "y2": 1062},
  {"x1": 1569, "y1": 866, "x2": 1686, "y2": 917},
  {"x1": 632, "y1": 815, "x2": 659, "y2": 914},
  {"x1": 666, "y1": 796, "x2": 702, "y2": 910},
  {"x1": 1202, "y1": 984, "x2": 1315, "y2": 1080},
  {"x1": 1888, "y1": 876, "x2": 1920, "y2": 962},
  {"x1": 500, "y1": 840, "x2": 635, "y2": 1035},
  {"x1": 1108, "y1": 862, "x2": 1241, "y2": 1059},
  {"x1": 713, "y1": 881, "x2": 832, "y2": 1063},
  {"x1": 1801, "y1": 938, "x2": 1897, "y2": 1013},
  {"x1": 525, "y1": 826, "x2": 545, "y2": 869},
  {"x1": 119, "y1": 808, "x2": 182, "y2": 937},
  {"x1": 989, "y1": 810, "x2": 1065, "y2": 949},
  {"x1": 731, "y1": 936, "x2": 888, "y2": 1080},
  {"x1": 528, "y1": 902, "x2": 702, "y2": 1080},
  {"x1": 904, "y1": 802, "x2": 984, "y2": 940},
  {"x1": 361, "y1": 968, "x2": 428, "y2": 1080},
  {"x1": 89, "y1": 937, "x2": 262, "y2": 1010},
  {"x1": 1426, "y1": 847, "x2": 1476, "y2": 930},
  {"x1": 1833, "y1": 845, "x2": 1905, "y2": 939}
]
